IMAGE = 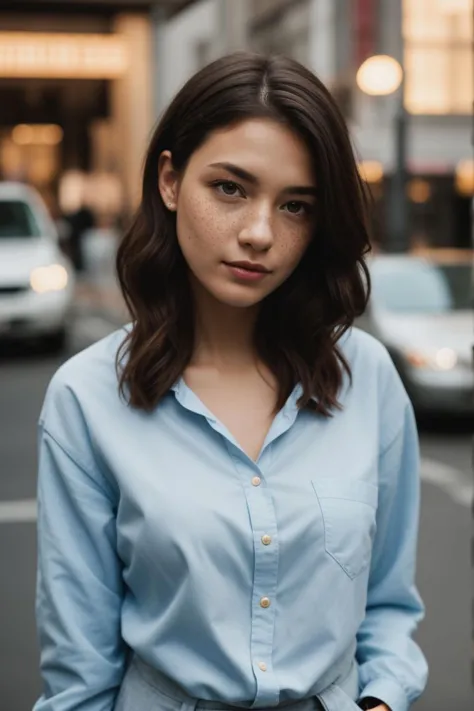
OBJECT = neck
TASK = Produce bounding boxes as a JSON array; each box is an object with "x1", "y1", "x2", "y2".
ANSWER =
[{"x1": 190, "y1": 279, "x2": 260, "y2": 371}]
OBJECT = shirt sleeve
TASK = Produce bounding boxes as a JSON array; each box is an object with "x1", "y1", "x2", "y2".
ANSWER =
[
  {"x1": 356, "y1": 399, "x2": 429, "y2": 711},
  {"x1": 33, "y1": 425, "x2": 128, "y2": 711}
]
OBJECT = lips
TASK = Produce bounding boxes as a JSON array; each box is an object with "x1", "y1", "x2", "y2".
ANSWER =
[{"x1": 224, "y1": 261, "x2": 270, "y2": 273}]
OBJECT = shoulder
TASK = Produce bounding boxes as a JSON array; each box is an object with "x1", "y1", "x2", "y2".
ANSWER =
[
  {"x1": 339, "y1": 326, "x2": 397, "y2": 380},
  {"x1": 39, "y1": 326, "x2": 130, "y2": 442},
  {"x1": 338, "y1": 327, "x2": 412, "y2": 445}
]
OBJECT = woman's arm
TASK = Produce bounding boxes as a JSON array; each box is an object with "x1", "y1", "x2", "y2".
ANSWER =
[
  {"x1": 356, "y1": 400, "x2": 429, "y2": 711},
  {"x1": 33, "y1": 424, "x2": 128, "y2": 710}
]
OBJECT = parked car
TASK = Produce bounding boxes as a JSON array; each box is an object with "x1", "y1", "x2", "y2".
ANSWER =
[
  {"x1": 357, "y1": 253, "x2": 473, "y2": 415},
  {"x1": 0, "y1": 182, "x2": 75, "y2": 352}
]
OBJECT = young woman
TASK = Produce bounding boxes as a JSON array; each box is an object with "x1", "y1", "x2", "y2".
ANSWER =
[{"x1": 33, "y1": 53, "x2": 428, "y2": 711}]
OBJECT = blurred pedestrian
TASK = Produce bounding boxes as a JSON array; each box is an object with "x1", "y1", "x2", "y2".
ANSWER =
[
  {"x1": 33, "y1": 52, "x2": 428, "y2": 711},
  {"x1": 64, "y1": 204, "x2": 95, "y2": 273}
]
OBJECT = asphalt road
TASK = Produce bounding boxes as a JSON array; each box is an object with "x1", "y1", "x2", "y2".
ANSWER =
[{"x1": 0, "y1": 316, "x2": 472, "y2": 711}]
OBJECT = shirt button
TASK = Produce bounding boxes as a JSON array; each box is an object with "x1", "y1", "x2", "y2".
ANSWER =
[
  {"x1": 251, "y1": 476, "x2": 261, "y2": 486},
  {"x1": 260, "y1": 596, "x2": 271, "y2": 608},
  {"x1": 261, "y1": 534, "x2": 272, "y2": 546},
  {"x1": 258, "y1": 662, "x2": 267, "y2": 672}
]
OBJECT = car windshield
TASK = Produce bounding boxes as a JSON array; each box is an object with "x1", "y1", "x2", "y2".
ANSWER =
[
  {"x1": 0, "y1": 199, "x2": 41, "y2": 238},
  {"x1": 371, "y1": 260, "x2": 473, "y2": 313}
]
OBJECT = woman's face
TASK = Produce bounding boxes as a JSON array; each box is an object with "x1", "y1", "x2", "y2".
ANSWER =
[{"x1": 158, "y1": 118, "x2": 317, "y2": 309}]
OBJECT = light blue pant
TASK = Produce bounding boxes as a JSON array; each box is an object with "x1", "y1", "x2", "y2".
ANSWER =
[{"x1": 113, "y1": 655, "x2": 361, "y2": 711}]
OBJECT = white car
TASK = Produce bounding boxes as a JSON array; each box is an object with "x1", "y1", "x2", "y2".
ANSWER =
[
  {"x1": 357, "y1": 253, "x2": 473, "y2": 416},
  {"x1": 0, "y1": 182, "x2": 75, "y2": 352}
]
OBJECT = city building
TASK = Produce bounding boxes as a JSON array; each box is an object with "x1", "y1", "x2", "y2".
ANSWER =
[
  {"x1": 351, "y1": 0, "x2": 473, "y2": 251},
  {"x1": 0, "y1": 0, "x2": 195, "y2": 221}
]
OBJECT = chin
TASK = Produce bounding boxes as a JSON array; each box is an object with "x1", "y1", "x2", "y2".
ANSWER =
[
  {"x1": 210, "y1": 284, "x2": 268, "y2": 309},
  {"x1": 215, "y1": 293, "x2": 264, "y2": 309}
]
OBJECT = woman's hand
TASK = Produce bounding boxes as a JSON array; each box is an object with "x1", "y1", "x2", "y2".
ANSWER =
[{"x1": 359, "y1": 702, "x2": 391, "y2": 711}]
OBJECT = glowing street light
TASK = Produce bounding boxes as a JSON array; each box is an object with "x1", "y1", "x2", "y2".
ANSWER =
[{"x1": 356, "y1": 55, "x2": 403, "y2": 97}]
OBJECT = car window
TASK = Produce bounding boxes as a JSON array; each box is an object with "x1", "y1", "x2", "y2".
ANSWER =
[
  {"x1": 0, "y1": 200, "x2": 41, "y2": 238},
  {"x1": 440, "y1": 263, "x2": 473, "y2": 309},
  {"x1": 371, "y1": 261, "x2": 472, "y2": 313}
]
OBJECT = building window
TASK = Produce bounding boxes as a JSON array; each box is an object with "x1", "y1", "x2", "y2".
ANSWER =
[
  {"x1": 251, "y1": 0, "x2": 311, "y2": 66},
  {"x1": 403, "y1": 0, "x2": 473, "y2": 114}
]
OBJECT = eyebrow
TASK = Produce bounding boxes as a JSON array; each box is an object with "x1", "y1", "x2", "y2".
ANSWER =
[{"x1": 208, "y1": 162, "x2": 318, "y2": 197}]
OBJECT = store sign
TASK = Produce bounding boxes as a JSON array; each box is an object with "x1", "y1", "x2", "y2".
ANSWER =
[{"x1": 0, "y1": 32, "x2": 128, "y2": 79}]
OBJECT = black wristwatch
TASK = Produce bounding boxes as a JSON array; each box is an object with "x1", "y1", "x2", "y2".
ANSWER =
[{"x1": 357, "y1": 698, "x2": 384, "y2": 710}]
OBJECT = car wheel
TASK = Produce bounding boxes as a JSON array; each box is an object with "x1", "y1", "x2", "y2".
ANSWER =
[{"x1": 40, "y1": 327, "x2": 68, "y2": 355}]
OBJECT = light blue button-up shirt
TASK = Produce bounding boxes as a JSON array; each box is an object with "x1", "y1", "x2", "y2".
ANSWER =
[{"x1": 33, "y1": 326, "x2": 428, "y2": 711}]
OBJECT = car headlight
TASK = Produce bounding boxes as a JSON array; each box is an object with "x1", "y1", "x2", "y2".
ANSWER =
[
  {"x1": 405, "y1": 347, "x2": 458, "y2": 371},
  {"x1": 30, "y1": 264, "x2": 69, "y2": 294}
]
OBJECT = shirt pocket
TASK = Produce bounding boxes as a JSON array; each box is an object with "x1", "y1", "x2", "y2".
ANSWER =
[{"x1": 311, "y1": 478, "x2": 378, "y2": 580}]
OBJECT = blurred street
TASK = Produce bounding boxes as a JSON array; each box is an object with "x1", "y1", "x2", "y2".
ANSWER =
[{"x1": 0, "y1": 290, "x2": 472, "y2": 711}]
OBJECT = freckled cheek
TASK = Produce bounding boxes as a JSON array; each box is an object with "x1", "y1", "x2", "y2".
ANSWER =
[
  {"x1": 276, "y1": 226, "x2": 312, "y2": 269},
  {"x1": 179, "y1": 194, "x2": 231, "y2": 247}
]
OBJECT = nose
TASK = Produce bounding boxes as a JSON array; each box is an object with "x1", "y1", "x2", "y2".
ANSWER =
[{"x1": 237, "y1": 203, "x2": 274, "y2": 252}]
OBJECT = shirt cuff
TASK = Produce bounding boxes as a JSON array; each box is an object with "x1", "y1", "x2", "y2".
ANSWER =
[{"x1": 358, "y1": 678, "x2": 409, "y2": 711}]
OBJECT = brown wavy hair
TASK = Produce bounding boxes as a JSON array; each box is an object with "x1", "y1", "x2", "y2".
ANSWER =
[{"x1": 116, "y1": 51, "x2": 371, "y2": 417}]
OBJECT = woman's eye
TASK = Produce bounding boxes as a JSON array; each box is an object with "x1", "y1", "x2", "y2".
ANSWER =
[
  {"x1": 214, "y1": 181, "x2": 242, "y2": 197},
  {"x1": 283, "y1": 201, "x2": 311, "y2": 216}
]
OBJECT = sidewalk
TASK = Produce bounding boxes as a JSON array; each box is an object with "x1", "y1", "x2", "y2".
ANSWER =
[
  {"x1": 74, "y1": 277, "x2": 129, "y2": 327},
  {"x1": 74, "y1": 228, "x2": 129, "y2": 327}
]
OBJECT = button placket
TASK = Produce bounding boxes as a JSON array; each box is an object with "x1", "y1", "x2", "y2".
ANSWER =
[{"x1": 229, "y1": 454, "x2": 280, "y2": 707}]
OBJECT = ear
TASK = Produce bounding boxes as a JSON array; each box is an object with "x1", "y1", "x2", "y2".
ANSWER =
[{"x1": 158, "y1": 150, "x2": 179, "y2": 211}]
